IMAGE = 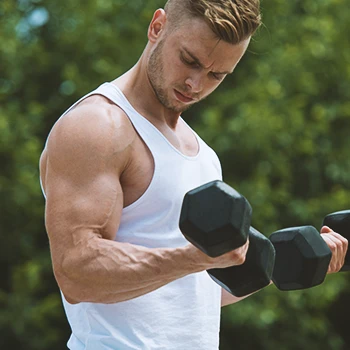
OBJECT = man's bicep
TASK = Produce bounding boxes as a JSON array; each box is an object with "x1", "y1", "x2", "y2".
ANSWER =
[
  {"x1": 43, "y1": 106, "x2": 131, "y2": 247},
  {"x1": 45, "y1": 166, "x2": 124, "y2": 244},
  {"x1": 42, "y1": 156, "x2": 123, "y2": 302}
]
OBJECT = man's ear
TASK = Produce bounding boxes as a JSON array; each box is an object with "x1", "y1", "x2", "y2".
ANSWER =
[{"x1": 148, "y1": 9, "x2": 167, "y2": 43}]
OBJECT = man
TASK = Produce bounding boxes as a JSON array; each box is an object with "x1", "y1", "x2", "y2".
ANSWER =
[{"x1": 39, "y1": 0, "x2": 348, "y2": 349}]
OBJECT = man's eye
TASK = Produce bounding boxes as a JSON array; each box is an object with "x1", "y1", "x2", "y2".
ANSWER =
[
  {"x1": 212, "y1": 73, "x2": 224, "y2": 81},
  {"x1": 181, "y1": 55, "x2": 198, "y2": 67}
]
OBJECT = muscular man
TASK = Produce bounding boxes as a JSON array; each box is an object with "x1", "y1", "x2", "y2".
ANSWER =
[{"x1": 39, "y1": 1, "x2": 348, "y2": 349}]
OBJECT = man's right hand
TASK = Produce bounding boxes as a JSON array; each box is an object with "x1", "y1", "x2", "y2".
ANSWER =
[{"x1": 189, "y1": 239, "x2": 250, "y2": 270}]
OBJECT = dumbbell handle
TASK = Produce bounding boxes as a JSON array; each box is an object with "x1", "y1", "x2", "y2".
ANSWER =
[
  {"x1": 207, "y1": 226, "x2": 275, "y2": 297},
  {"x1": 323, "y1": 210, "x2": 350, "y2": 271}
]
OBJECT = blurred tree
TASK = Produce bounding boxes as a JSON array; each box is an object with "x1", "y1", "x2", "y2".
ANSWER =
[{"x1": 0, "y1": 0, "x2": 349, "y2": 349}]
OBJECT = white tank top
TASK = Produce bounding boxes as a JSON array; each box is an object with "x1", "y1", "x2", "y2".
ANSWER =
[{"x1": 41, "y1": 82, "x2": 223, "y2": 350}]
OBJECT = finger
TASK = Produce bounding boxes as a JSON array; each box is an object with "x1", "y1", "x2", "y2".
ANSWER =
[
  {"x1": 321, "y1": 234, "x2": 337, "y2": 273},
  {"x1": 235, "y1": 240, "x2": 249, "y2": 255},
  {"x1": 324, "y1": 231, "x2": 348, "y2": 258},
  {"x1": 228, "y1": 240, "x2": 249, "y2": 265},
  {"x1": 326, "y1": 235, "x2": 340, "y2": 273},
  {"x1": 330, "y1": 234, "x2": 346, "y2": 272},
  {"x1": 320, "y1": 225, "x2": 333, "y2": 234},
  {"x1": 324, "y1": 230, "x2": 349, "y2": 248},
  {"x1": 321, "y1": 228, "x2": 348, "y2": 256},
  {"x1": 322, "y1": 234, "x2": 345, "y2": 273},
  {"x1": 333, "y1": 232, "x2": 349, "y2": 267},
  {"x1": 243, "y1": 239, "x2": 249, "y2": 253}
]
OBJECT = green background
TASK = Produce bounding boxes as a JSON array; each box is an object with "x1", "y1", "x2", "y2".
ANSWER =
[{"x1": 1, "y1": 0, "x2": 349, "y2": 348}]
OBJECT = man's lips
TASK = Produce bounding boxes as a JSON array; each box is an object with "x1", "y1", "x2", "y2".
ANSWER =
[{"x1": 174, "y1": 89, "x2": 195, "y2": 103}]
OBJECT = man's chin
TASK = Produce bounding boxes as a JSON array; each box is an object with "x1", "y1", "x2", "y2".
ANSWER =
[
  {"x1": 159, "y1": 101, "x2": 193, "y2": 114},
  {"x1": 170, "y1": 98, "x2": 198, "y2": 113},
  {"x1": 156, "y1": 92, "x2": 197, "y2": 114},
  {"x1": 168, "y1": 103, "x2": 194, "y2": 114}
]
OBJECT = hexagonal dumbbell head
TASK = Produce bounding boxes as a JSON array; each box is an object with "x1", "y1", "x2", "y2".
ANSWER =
[
  {"x1": 179, "y1": 180, "x2": 252, "y2": 257},
  {"x1": 323, "y1": 210, "x2": 350, "y2": 271},
  {"x1": 208, "y1": 227, "x2": 276, "y2": 296},
  {"x1": 270, "y1": 226, "x2": 332, "y2": 291}
]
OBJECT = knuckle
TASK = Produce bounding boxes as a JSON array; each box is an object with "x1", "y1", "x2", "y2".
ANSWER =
[
  {"x1": 327, "y1": 241, "x2": 337, "y2": 251},
  {"x1": 336, "y1": 238, "x2": 347, "y2": 251},
  {"x1": 335, "y1": 240, "x2": 343, "y2": 249},
  {"x1": 236, "y1": 254, "x2": 246, "y2": 265}
]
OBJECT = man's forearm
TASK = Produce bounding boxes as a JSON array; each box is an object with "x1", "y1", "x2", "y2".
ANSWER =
[{"x1": 56, "y1": 237, "x2": 206, "y2": 304}]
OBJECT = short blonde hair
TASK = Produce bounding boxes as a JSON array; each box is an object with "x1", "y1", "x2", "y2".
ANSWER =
[{"x1": 164, "y1": 0, "x2": 261, "y2": 44}]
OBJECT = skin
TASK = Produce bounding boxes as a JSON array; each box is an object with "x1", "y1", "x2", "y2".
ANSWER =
[{"x1": 40, "y1": 9, "x2": 348, "y2": 307}]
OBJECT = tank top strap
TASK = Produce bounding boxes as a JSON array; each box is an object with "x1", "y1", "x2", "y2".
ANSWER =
[{"x1": 94, "y1": 82, "x2": 179, "y2": 158}]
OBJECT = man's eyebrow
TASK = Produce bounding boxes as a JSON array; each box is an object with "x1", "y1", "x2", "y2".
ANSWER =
[{"x1": 182, "y1": 48, "x2": 233, "y2": 75}]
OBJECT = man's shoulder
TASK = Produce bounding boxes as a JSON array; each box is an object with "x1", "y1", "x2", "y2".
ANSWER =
[
  {"x1": 45, "y1": 95, "x2": 137, "y2": 168},
  {"x1": 55, "y1": 95, "x2": 135, "y2": 146},
  {"x1": 66, "y1": 94, "x2": 133, "y2": 133}
]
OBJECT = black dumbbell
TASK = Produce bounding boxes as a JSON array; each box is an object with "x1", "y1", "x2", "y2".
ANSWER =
[
  {"x1": 323, "y1": 210, "x2": 350, "y2": 271},
  {"x1": 269, "y1": 210, "x2": 350, "y2": 291},
  {"x1": 208, "y1": 226, "x2": 276, "y2": 297},
  {"x1": 270, "y1": 226, "x2": 332, "y2": 291},
  {"x1": 179, "y1": 180, "x2": 275, "y2": 297},
  {"x1": 179, "y1": 180, "x2": 251, "y2": 257}
]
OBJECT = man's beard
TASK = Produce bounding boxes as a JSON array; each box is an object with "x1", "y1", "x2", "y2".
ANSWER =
[{"x1": 147, "y1": 40, "x2": 195, "y2": 114}]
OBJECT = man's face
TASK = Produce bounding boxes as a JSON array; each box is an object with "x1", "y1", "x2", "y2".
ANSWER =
[{"x1": 147, "y1": 17, "x2": 250, "y2": 114}]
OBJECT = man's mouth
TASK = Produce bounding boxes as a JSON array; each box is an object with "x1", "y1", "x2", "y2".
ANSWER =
[{"x1": 174, "y1": 89, "x2": 195, "y2": 103}]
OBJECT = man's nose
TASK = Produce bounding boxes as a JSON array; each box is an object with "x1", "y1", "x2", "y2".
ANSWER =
[{"x1": 185, "y1": 72, "x2": 203, "y2": 94}]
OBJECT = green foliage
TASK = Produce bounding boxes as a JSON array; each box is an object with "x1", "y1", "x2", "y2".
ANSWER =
[{"x1": 0, "y1": 0, "x2": 349, "y2": 349}]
